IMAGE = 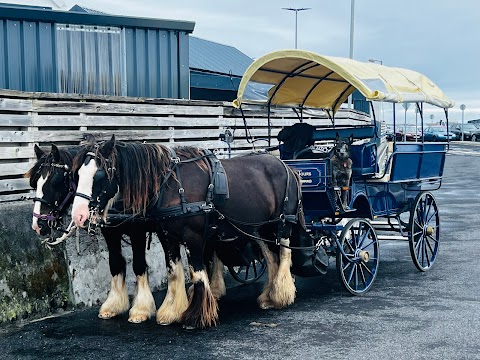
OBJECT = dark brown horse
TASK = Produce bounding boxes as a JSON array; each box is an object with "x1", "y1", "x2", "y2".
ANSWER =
[{"x1": 71, "y1": 135, "x2": 305, "y2": 328}]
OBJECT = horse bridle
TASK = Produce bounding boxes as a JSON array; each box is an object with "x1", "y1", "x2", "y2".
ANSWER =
[{"x1": 32, "y1": 162, "x2": 77, "y2": 227}]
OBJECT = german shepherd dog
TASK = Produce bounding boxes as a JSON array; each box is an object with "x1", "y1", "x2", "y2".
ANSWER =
[{"x1": 331, "y1": 134, "x2": 353, "y2": 209}]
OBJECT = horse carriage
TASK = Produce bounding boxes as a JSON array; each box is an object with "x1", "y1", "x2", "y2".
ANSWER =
[
  {"x1": 232, "y1": 50, "x2": 454, "y2": 294},
  {"x1": 28, "y1": 50, "x2": 454, "y2": 328}
]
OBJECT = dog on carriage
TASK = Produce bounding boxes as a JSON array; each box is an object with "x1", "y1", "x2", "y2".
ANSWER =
[
  {"x1": 331, "y1": 133, "x2": 353, "y2": 209},
  {"x1": 277, "y1": 124, "x2": 354, "y2": 209}
]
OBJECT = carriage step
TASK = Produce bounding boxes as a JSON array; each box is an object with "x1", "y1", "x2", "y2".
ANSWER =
[
  {"x1": 377, "y1": 234, "x2": 409, "y2": 241},
  {"x1": 371, "y1": 219, "x2": 400, "y2": 226}
]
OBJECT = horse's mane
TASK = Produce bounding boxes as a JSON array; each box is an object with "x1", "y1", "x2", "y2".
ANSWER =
[
  {"x1": 25, "y1": 147, "x2": 78, "y2": 187},
  {"x1": 73, "y1": 141, "x2": 208, "y2": 215}
]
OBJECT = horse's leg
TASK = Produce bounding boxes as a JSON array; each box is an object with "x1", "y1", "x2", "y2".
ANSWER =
[
  {"x1": 128, "y1": 230, "x2": 156, "y2": 323},
  {"x1": 180, "y1": 231, "x2": 219, "y2": 329},
  {"x1": 156, "y1": 240, "x2": 189, "y2": 325},
  {"x1": 255, "y1": 238, "x2": 279, "y2": 310},
  {"x1": 209, "y1": 252, "x2": 226, "y2": 300},
  {"x1": 269, "y1": 238, "x2": 296, "y2": 309},
  {"x1": 98, "y1": 228, "x2": 129, "y2": 319}
]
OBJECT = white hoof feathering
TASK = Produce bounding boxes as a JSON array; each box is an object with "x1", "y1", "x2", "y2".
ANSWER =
[
  {"x1": 270, "y1": 238, "x2": 296, "y2": 309},
  {"x1": 128, "y1": 273, "x2": 156, "y2": 323},
  {"x1": 209, "y1": 253, "x2": 226, "y2": 300},
  {"x1": 98, "y1": 274, "x2": 130, "y2": 319},
  {"x1": 156, "y1": 260, "x2": 188, "y2": 325}
]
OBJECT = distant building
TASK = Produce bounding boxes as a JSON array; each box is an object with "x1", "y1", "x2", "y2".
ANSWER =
[{"x1": 189, "y1": 37, "x2": 253, "y2": 101}]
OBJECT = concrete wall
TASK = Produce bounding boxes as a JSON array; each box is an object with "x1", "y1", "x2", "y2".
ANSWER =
[{"x1": 0, "y1": 201, "x2": 169, "y2": 324}]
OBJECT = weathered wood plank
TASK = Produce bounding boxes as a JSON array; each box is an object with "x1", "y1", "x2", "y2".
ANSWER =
[
  {"x1": 0, "y1": 191, "x2": 33, "y2": 203},
  {"x1": 0, "y1": 114, "x2": 33, "y2": 127},
  {"x1": 32, "y1": 100, "x2": 223, "y2": 116},
  {"x1": 0, "y1": 131, "x2": 34, "y2": 143},
  {"x1": 33, "y1": 127, "x2": 283, "y2": 143},
  {"x1": 0, "y1": 178, "x2": 31, "y2": 192},
  {"x1": 0, "y1": 146, "x2": 35, "y2": 160},
  {"x1": 0, "y1": 88, "x2": 224, "y2": 107},
  {"x1": 0, "y1": 98, "x2": 33, "y2": 112},
  {"x1": 0, "y1": 162, "x2": 32, "y2": 176}
]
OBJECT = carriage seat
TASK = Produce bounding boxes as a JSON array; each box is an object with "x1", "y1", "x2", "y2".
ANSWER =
[{"x1": 278, "y1": 123, "x2": 376, "y2": 161}]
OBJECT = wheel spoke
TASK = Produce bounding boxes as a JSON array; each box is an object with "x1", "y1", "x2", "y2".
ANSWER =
[
  {"x1": 360, "y1": 239, "x2": 375, "y2": 251},
  {"x1": 427, "y1": 209, "x2": 438, "y2": 223},
  {"x1": 360, "y1": 261, "x2": 374, "y2": 277},
  {"x1": 347, "y1": 263, "x2": 356, "y2": 285},
  {"x1": 358, "y1": 226, "x2": 371, "y2": 249},
  {"x1": 342, "y1": 261, "x2": 352, "y2": 272},
  {"x1": 358, "y1": 262, "x2": 367, "y2": 287},
  {"x1": 252, "y1": 263, "x2": 258, "y2": 277},
  {"x1": 244, "y1": 266, "x2": 250, "y2": 280}
]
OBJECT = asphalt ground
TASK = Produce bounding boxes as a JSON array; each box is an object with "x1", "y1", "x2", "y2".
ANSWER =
[{"x1": 1, "y1": 141, "x2": 479, "y2": 360}]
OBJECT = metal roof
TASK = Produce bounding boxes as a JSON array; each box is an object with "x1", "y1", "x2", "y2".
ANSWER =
[
  {"x1": 69, "y1": 4, "x2": 108, "y2": 15},
  {"x1": 0, "y1": 3, "x2": 195, "y2": 31},
  {"x1": 189, "y1": 37, "x2": 253, "y2": 77}
]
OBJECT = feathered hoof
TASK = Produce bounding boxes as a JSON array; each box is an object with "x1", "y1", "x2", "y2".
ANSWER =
[
  {"x1": 98, "y1": 310, "x2": 118, "y2": 319},
  {"x1": 128, "y1": 305, "x2": 155, "y2": 324},
  {"x1": 156, "y1": 308, "x2": 181, "y2": 326},
  {"x1": 257, "y1": 293, "x2": 274, "y2": 310},
  {"x1": 269, "y1": 274, "x2": 296, "y2": 309}
]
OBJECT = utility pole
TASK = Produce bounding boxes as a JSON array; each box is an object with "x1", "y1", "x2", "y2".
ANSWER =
[{"x1": 282, "y1": 7, "x2": 312, "y2": 49}]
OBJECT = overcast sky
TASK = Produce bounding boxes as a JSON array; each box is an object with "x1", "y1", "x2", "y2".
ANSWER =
[{"x1": 25, "y1": 1, "x2": 480, "y2": 122}]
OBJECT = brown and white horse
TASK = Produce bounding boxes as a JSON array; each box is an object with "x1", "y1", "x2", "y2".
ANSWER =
[{"x1": 71, "y1": 136, "x2": 304, "y2": 328}]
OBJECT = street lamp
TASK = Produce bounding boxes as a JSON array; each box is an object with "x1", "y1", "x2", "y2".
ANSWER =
[
  {"x1": 348, "y1": 0, "x2": 355, "y2": 109},
  {"x1": 282, "y1": 7, "x2": 312, "y2": 49},
  {"x1": 460, "y1": 104, "x2": 466, "y2": 141}
]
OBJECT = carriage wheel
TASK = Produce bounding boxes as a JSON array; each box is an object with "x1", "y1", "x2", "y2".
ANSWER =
[
  {"x1": 336, "y1": 218, "x2": 379, "y2": 295},
  {"x1": 228, "y1": 256, "x2": 267, "y2": 285},
  {"x1": 409, "y1": 192, "x2": 440, "y2": 272}
]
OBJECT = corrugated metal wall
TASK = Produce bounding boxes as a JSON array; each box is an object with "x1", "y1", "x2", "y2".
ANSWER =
[
  {"x1": 0, "y1": 19, "x2": 56, "y2": 92},
  {"x1": 124, "y1": 28, "x2": 189, "y2": 99},
  {"x1": 0, "y1": 17, "x2": 190, "y2": 99}
]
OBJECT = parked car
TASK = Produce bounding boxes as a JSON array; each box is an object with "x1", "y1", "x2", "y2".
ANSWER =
[
  {"x1": 449, "y1": 123, "x2": 480, "y2": 141},
  {"x1": 385, "y1": 125, "x2": 395, "y2": 141},
  {"x1": 423, "y1": 126, "x2": 457, "y2": 142},
  {"x1": 396, "y1": 125, "x2": 422, "y2": 141}
]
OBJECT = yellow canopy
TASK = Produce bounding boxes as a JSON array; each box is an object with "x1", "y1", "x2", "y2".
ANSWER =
[{"x1": 233, "y1": 50, "x2": 454, "y2": 113}]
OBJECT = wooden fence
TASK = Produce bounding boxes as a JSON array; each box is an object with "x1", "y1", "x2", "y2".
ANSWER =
[{"x1": 0, "y1": 89, "x2": 370, "y2": 202}]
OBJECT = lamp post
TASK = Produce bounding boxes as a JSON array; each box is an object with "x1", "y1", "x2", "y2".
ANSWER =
[
  {"x1": 282, "y1": 7, "x2": 312, "y2": 49},
  {"x1": 348, "y1": 0, "x2": 355, "y2": 109},
  {"x1": 460, "y1": 104, "x2": 466, "y2": 141}
]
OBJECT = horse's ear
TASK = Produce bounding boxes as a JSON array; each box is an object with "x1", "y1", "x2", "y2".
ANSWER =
[
  {"x1": 51, "y1": 144, "x2": 60, "y2": 162},
  {"x1": 349, "y1": 134, "x2": 354, "y2": 144},
  {"x1": 100, "y1": 135, "x2": 116, "y2": 157},
  {"x1": 34, "y1": 144, "x2": 45, "y2": 160}
]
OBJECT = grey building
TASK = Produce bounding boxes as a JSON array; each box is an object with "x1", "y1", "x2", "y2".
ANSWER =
[
  {"x1": 189, "y1": 37, "x2": 253, "y2": 101},
  {"x1": 0, "y1": 4, "x2": 194, "y2": 98}
]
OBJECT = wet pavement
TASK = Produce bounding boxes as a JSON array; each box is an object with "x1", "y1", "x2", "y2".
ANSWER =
[{"x1": 1, "y1": 142, "x2": 479, "y2": 360}]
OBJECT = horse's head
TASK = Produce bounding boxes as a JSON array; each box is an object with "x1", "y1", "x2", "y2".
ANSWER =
[
  {"x1": 334, "y1": 133, "x2": 354, "y2": 160},
  {"x1": 72, "y1": 135, "x2": 119, "y2": 228},
  {"x1": 26, "y1": 144, "x2": 75, "y2": 236}
]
